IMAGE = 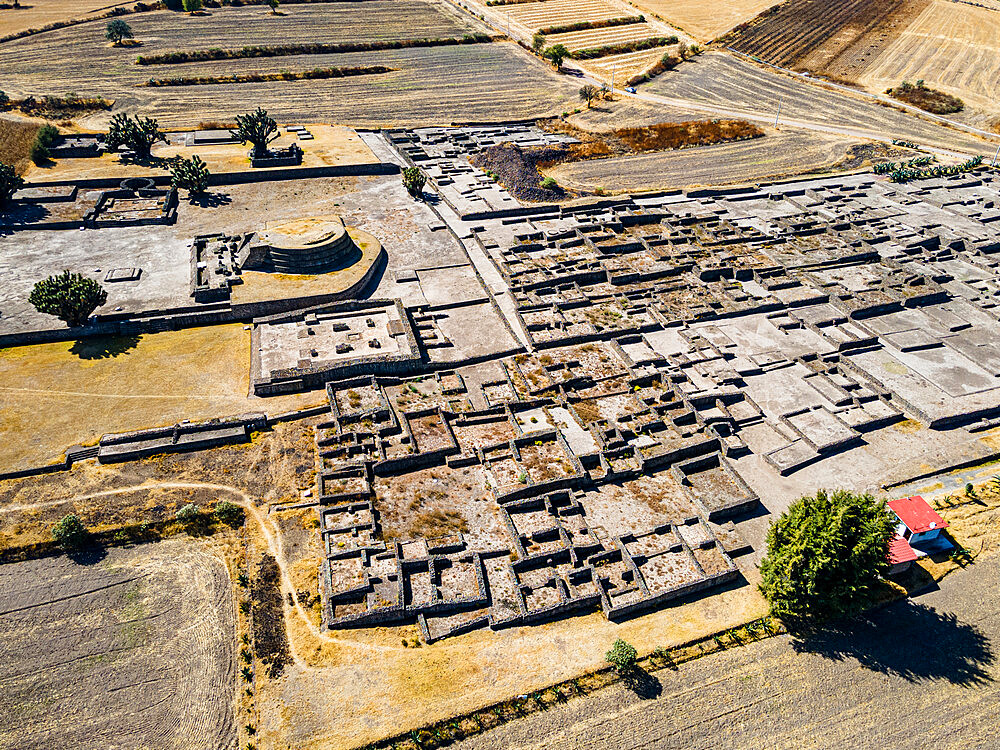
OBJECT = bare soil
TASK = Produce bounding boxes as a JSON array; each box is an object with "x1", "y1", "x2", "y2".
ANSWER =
[{"x1": 0, "y1": 537, "x2": 237, "y2": 750}]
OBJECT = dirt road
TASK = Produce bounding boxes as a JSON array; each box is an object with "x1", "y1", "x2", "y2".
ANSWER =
[{"x1": 454, "y1": 558, "x2": 1000, "y2": 750}]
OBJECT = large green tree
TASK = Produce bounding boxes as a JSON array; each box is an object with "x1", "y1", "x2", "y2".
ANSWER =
[
  {"x1": 105, "y1": 18, "x2": 134, "y2": 45},
  {"x1": 29, "y1": 271, "x2": 108, "y2": 327},
  {"x1": 759, "y1": 489, "x2": 897, "y2": 622}
]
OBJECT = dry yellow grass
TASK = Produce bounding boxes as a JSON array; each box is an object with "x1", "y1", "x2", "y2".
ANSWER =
[
  {"x1": 860, "y1": 0, "x2": 1000, "y2": 112},
  {"x1": 0, "y1": 324, "x2": 325, "y2": 471},
  {"x1": 260, "y1": 578, "x2": 767, "y2": 750},
  {"x1": 624, "y1": 0, "x2": 782, "y2": 40},
  {"x1": 0, "y1": 116, "x2": 39, "y2": 175},
  {"x1": 0, "y1": 0, "x2": 132, "y2": 38}
]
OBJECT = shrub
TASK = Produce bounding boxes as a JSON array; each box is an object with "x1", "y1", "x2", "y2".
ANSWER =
[
  {"x1": 605, "y1": 638, "x2": 637, "y2": 672},
  {"x1": 176, "y1": 503, "x2": 200, "y2": 524},
  {"x1": 29, "y1": 271, "x2": 107, "y2": 326},
  {"x1": 0, "y1": 90, "x2": 8, "y2": 108},
  {"x1": 540, "y1": 176, "x2": 558, "y2": 189},
  {"x1": 170, "y1": 154, "x2": 211, "y2": 196},
  {"x1": 106, "y1": 18, "x2": 134, "y2": 45},
  {"x1": 183, "y1": 0, "x2": 203, "y2": 11},
  {"x1": 402, "y1": 166, "x2": 426, "y2": 198},
  {"x1": 532, "y1": 32, "x2": 545, "y2": 53},
  {"x1": 214, "y1": 500, "x2": 245, "y2": 527},
  {"x1": 106, "y1": 112, "x2": 164, "y2": 158},
  {"x1": 758, "y1": 489, "x2": 896, "y2": 621},
  {"x1": 0, "y1": 159, "x2": 25, "y2": 206},
  {"x1": 29, "y1": 123, "x2": 59, "y2": 165},
  {"x1": 52, "y1": 514, "x2": 89, "y2": 549}
]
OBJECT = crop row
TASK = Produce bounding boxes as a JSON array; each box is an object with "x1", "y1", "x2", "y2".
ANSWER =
[
  {"x1": 536, "y1": 16, "x2": 643, "y2": 35},
  {"x1": 136, "y1": 34, "x2": 495, "y2": 65},
  {"x1": 572, "y1": 36, "x2": 678, "y2": 60},
  {"x1": 140, "y1": 64, "x2": 393, "y2": 86}
]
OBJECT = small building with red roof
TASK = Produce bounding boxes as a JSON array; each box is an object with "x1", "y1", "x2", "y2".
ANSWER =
[{"x1": 887, "y1": 495, "x2": 952, "y2": 572}]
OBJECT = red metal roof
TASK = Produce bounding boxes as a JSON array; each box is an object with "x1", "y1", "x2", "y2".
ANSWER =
[
  {"x1": 889, "y1": 495, "x2": 948, "y2": 534},
  {"x1": 888, "y1": 533, "x2": 918, "y2": 565}
]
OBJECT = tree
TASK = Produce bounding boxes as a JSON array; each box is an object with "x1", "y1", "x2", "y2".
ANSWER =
[
  {"x1": 267, "y1": 0, "x2": 280, "y2": 13},
  {"x1": 106, "y1": 113, "x2": 165, "y2": 159},
  {"x1": 0, "y1": 90, "x2": 9, "y2": 109},
  {"x1": 579, "y1": 84, "x2": 600, "y2": 108},
  {"x1": 52, "y1": 514, "x2": 89, "y2": 550},
  {"x1": 0, "y1": 160, "x2": 25, "y2": 208},
  {"x1": 532, "y1": 32, "x2": 546, "y2": 54},
  {"x1": 183, "y1": 0, "x2": 203, "y2": 11},
  {"x1": 544, "y1": 43, "x2": 569, "y2": 70},
  {"x1": 214, "y1": 500, "x2": 245, "y2": 527},
  {"x1": 758, "y1": 489, "x2": 897, "y2": 622},
  {"x1": 677, "y1": 41, "x2": 689, "y2": 60},
  {"x1": 170, "y1": 154, "x2": 211, "y2": 197},
  {"x1": 230, "y1": 107, "x2": 279, "y2": 158},
  {"x1": 105, "y1": 18, "x2": 134, "y2": 45},
  {"x1": 402, "y1": 166, "x2": 426, "y2": 198},
  {"x1": 30, "y1": 123, "x2": 59, "y2": 165},
  {"x1": 605, "y1": 638, "x2": 637, "y2": 672},
  {"x1": 29, "y1": 271, "x2": 108, "y2": 327}
]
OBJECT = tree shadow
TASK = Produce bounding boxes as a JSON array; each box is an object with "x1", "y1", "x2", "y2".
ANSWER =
[
  {"x1": 620, "y1": 666, "x2": 663, "y2": 699},
  {"x1": 66, "y1": 543, "x2": 108, "y2": 566},
  {"x1": 190, "y1": 191, "x2": 232, "y2": 208},
  {"x1": 790, "y1": 599, "x2": 994, "y2": 687},
  {"x1": 0, "y1": 202, "x2": 51, "y2": 234},
  {"x1": 69, "y1": 334, "x2": 141, "y2": 360}
]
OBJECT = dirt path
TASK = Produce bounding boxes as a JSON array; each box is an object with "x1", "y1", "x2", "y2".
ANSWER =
[{"x1": 453, "y1": 557, "x2": 1000, "y2": 750}]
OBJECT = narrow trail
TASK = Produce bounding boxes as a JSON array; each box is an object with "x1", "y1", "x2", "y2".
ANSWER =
[{"x1": 3, "y1": 480, "x2": 403, "y2": 660}]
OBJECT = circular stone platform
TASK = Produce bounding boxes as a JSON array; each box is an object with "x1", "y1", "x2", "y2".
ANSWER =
[{"x1": 258, "y1": 214, "x2": 358, "y2": 273}]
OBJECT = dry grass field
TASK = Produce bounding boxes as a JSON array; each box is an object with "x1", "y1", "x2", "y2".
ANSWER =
[
  {"x1": 498, "y1": 0, "x2": 626, "y2": 31},
  {"x1": 642, "y1": 52, "x2": 996, "y2": 154},
  {"x1": 0, "y1": 324, "x2": 325, "y2": 471},
  {"x1": 0, "y1": 538, "x2": 236, "y2": 750},
  {"x1": 0, "y1": 0, "x2": 132, "y2": 38},
  {"x1": 0, "y1": 116, "x2": 40, "y2": 175},
  {"x1": 543, "y1": 129, "x2": 856, "y2": 193},
  {"x1": 0, "y1": 1, "x2": 580, "y2": 127},
  {"x1": 625, "y1": 0, "x2": 782, "y2": 41},
  {"x1": 860, "y1": 0, "x2": 1000, "y2": 113},
  {"x1": 544, "y1": 21, "x2": 662, "y2": 53}
]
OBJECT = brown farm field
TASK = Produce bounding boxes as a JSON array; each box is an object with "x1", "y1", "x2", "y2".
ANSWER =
[
  {"x1": 543, "y1": 128, "x2": 857, "y2": 193},
  {"x1": 860, "y1": 0, "x2": 1000, "y2": 114},
  {"x1": 0, "y1": 0, "x2": 132, "y2": 38},
  {"x1": 625, "y1": 0, "x2": 782, "y2": 41},
  {"x1": 642, "y1": 52, "x2": 997, "y2": 154},
  {"x1": 0, "y1": 2, "x2": 580, "y2": 127},
  {"x1": 0, "y1": 538, "x2": 236, "y2": 750}
]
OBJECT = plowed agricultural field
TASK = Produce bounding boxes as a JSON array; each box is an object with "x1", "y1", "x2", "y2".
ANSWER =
[
  {"x1": 545, "y1": 21, "x2": 662, "y2": 52},
  {"x1": 727, "y1": 0, "x2": 927, "y2": 71},
  {"x1": 544, "y1": 129, "x2": 855, "y2": 192},
  {"x1": 643, "y1": 52, "x2": 995, "y2": 153},
  {"x1": 0, "y1": 0, "x2": 132, "y2": 38},
  {"x1": 860, "y1": 0, "x2": 1000, "y2": 112},
  {"x1": 586, "y1": 44, "x2": 680, "y2": 82},
  {"x1": 0, "y1": 539, "x2": 236, "y2": 750},
  {"x1": 498, "y1": 0, "x2": 625, "y2": 31},
  {"x1": 0, "y1": 1, "x2": 580, "y2": 127},
  {"x1": 626, "y1": 0, "x2": 782, "y2": 41}
]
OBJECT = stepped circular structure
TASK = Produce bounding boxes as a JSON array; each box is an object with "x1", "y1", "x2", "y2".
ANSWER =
[{"x1": 255, "y1": 214, "x2": 360, "y2": 273}]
